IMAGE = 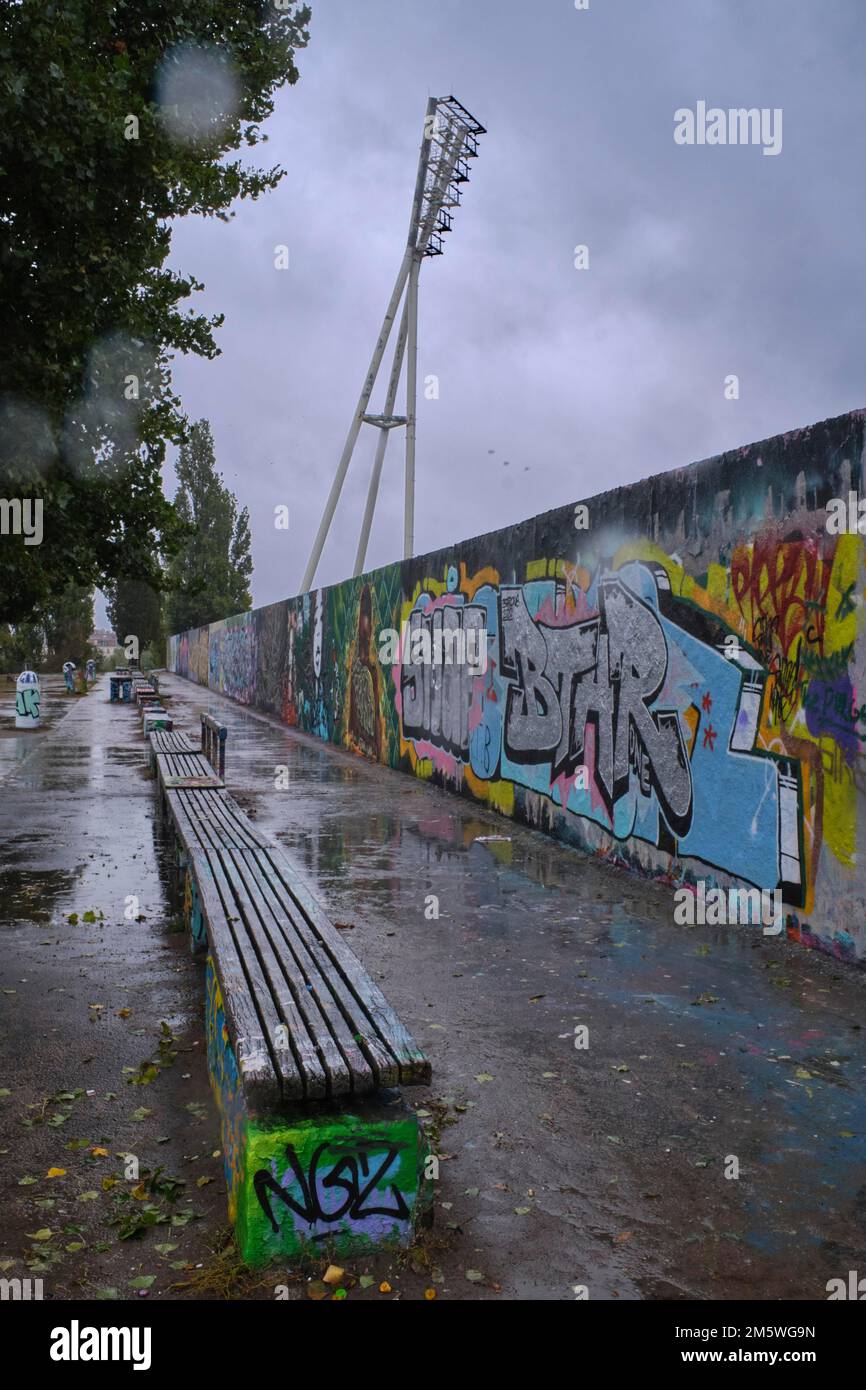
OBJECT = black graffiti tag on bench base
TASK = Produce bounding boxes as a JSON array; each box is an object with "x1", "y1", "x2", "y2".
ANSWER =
[{"x1": 254, "y1": 1139, "x2": 411, "y2": 1236}]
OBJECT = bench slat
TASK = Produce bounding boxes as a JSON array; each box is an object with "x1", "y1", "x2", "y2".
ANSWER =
[
  {"x1": 149, "y1": 731, "x2": 198, "y2": 755},
  {"x1": 165, "y1": 794, "x2": 283, "y2": 1111},
  {"x1": 222, "y1": 846, "x2": 380, "y2": 1094},
  {"x1": 168, "y1": 788, "x2": 326, "y2": 1100},
  {"x1": 263, "y1": 849, "x2": 432, "y2": 1086},
  {"x1": 215, "y1": 849, "x2": 343, "y2": 1098},
  {"x1": 196, "y1": 788, "x2": 272, "y2": 849},
  {"x1": 192, "y1": 789, "x2": 266, "y2": 850},
  {"x1": 201, "y1": 845, "x2": 306, "y2": 1104},
  {"x1": 241, "y1": 849, "x2": 403, "y2": 1089}
]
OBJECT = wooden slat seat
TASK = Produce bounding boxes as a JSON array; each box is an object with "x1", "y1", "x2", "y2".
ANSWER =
[
  {"x1": 152, "y1": 734, "x2": 431, "y2": 1111},
  {"x1": 149, "y1": 731, "x2": 199, "y2": 756}
]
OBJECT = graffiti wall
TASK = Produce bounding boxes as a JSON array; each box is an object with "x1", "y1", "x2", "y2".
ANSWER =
[{"x1": 169, "y1": 408, "x2": 866, "y2": 965}]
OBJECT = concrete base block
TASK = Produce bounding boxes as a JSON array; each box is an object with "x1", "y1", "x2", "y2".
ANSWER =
[{"x1": 205, "y1": 957, "x2": 432, "y2": 1266}]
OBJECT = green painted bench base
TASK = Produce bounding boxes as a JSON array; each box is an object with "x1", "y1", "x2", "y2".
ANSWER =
[{"x1": 205, "y1": 957, "x2": 432, "y2": 1266}]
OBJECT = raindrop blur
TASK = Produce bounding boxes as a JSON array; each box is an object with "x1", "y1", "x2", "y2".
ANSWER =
[
  {"x1": 155, "y1": 43, "x2": 241, "y2": 146},
  {"x1": 0, "y1": 397, "x2": 56, "y2": 484},
  {"x1": 61, "y1": 332, "x2": 157, "y2": 477}
]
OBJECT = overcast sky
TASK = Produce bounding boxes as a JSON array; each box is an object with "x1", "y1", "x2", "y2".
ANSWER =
[{"x1": 113, "y1": 0, "x2": 866, "y2": 623}]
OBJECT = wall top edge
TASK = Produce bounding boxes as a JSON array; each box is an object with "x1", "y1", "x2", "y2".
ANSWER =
[{"x1": 168, "y1": 404, "x2": 866, "y2": 642}]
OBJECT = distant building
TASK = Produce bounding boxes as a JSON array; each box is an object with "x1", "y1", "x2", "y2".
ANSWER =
[{"x1": 89, "y1": 629, "x2": 117, "y2": 657}]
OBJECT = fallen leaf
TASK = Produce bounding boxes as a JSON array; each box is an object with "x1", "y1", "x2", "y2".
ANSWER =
[
  {"x1": 46, "y1": 1168, "x2": 66, "y2": 1178},
  {"x1": 474, "y1": 1073, "x2": 494, "y2": 1083},
  {"x1": 323, "y1": 1264, "x2": 344, "y2": 1285},
  {"x1": 379, "y1": 1281, "x2": 392, "y2": 1294}
]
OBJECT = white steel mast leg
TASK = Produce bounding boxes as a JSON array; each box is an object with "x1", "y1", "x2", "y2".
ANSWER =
[
  {"x1": 300, "y1": 244, "x2": 414, "y2": 595},
  {"x1": 403, "y1": 254, "x2": 420, "y2": 560},
  {"x1": 302, "y1": 99, "x2": 438, "y2": 595},
  {"x1": 353, "y1": 298, "x2": 409, "y2": 577}
]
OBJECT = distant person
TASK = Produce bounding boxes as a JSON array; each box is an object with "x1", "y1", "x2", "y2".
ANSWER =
[{"x1": 62, "y1": 661, "x2": 75, "y2": 693}]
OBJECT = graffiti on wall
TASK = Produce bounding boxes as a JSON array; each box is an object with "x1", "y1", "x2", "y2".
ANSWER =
[
  {"x1": 395, "y1": 556, "x2": 805, "y2": 908},
  {"x1": 167, "y1": 409, "x2": 866, "y2": 964}
]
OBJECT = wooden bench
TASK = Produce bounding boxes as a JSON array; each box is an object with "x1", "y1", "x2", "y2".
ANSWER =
[
  {"x1": 147, "y1": 713, "x2": 432, "y2": 1265},
  {"x1": 149, "y1": 730, "x2": 199, "y2": 758}
]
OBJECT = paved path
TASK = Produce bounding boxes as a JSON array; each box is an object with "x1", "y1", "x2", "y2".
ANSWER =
[
  {"x1": 1, "y1": 672, "x2": 865, "y2": 1301},
  {"x1": 0, "y1": 678, "x2": 227, "y2": 1301}
]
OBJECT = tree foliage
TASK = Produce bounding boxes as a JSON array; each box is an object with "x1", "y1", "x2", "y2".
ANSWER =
[
  {"x1": 0, "y1": 584, "x2": 94, "y2": 671},
  {"x1": 105, "y1": 577, "x2": 164, "y2": 655},
  {"x1": 0, "y1": 0, "x2": 310, "y2": 622},
  {"x1": 165, "y1": 419, "x2": 253, "y2": 633}
]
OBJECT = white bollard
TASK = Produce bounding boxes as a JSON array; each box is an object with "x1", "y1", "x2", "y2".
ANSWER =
[{"x1": 15, "y1": 670, "x2": 41, "y2": 729}]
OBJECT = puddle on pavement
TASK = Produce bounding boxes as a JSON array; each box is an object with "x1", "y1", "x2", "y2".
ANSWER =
[{"x1": 0, "y1": 867, "x2": 79, "y2": 924}]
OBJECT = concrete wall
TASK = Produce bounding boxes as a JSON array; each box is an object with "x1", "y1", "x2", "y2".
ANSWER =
[{"x1": 169, "y1": 408, "x2": 866, "y2": 965}]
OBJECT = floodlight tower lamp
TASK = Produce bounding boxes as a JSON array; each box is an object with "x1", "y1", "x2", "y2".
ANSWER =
[{"x1": 300, "y1": 95, "x2": 486, "y2": 594}]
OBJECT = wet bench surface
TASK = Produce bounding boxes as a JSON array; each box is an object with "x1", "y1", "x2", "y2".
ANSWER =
[{"x1": 149, "y1": 732, "x2": 431, "y2": 1112}]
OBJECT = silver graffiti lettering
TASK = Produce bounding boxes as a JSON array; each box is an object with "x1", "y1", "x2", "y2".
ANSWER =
[{"x1": 499, "y1": 578, "x2": 693, "y2": 836}]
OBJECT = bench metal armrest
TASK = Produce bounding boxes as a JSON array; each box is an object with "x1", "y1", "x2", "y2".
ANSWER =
[{"x1": 201, "y1": 712, "x2": 228, "y2": 777}]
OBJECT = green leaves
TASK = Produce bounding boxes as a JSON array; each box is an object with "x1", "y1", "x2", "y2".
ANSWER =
[
  {"x1": 0, "y1": 0, "x2": 311, "y2": 623},
  {"x1": 165, "y1": 420, "x2": 253, "y2": 632}
]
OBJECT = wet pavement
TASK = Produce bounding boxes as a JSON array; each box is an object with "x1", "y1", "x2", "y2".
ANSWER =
[
  {"x1": 1, "y1": 672, "x2": 865, "y2": 1301},
  {"x1": 0, "y1": 676, "x2": 227, "y2": 1302}
]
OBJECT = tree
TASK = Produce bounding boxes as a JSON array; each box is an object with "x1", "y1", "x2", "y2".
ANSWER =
[
  {"x1": 105, "y1": 578, "x2": 164, "y2": 656},
  {"x1": 165, "y1": 420, "x2": 253, "y2": 633},
  {"x1": 42, "y1": 586, "x2": 95, "y2": 667},
  {"x1": 0, "y1": 0, "x2": 310, "y2": 623},
  {"x1": 0, "y1": 585, "x2": 94, "y2": 671}
]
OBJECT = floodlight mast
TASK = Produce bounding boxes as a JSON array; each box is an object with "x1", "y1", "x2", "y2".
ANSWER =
[{"x1": 299, "y1": 96, "x2": 486, "y2": 594}]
